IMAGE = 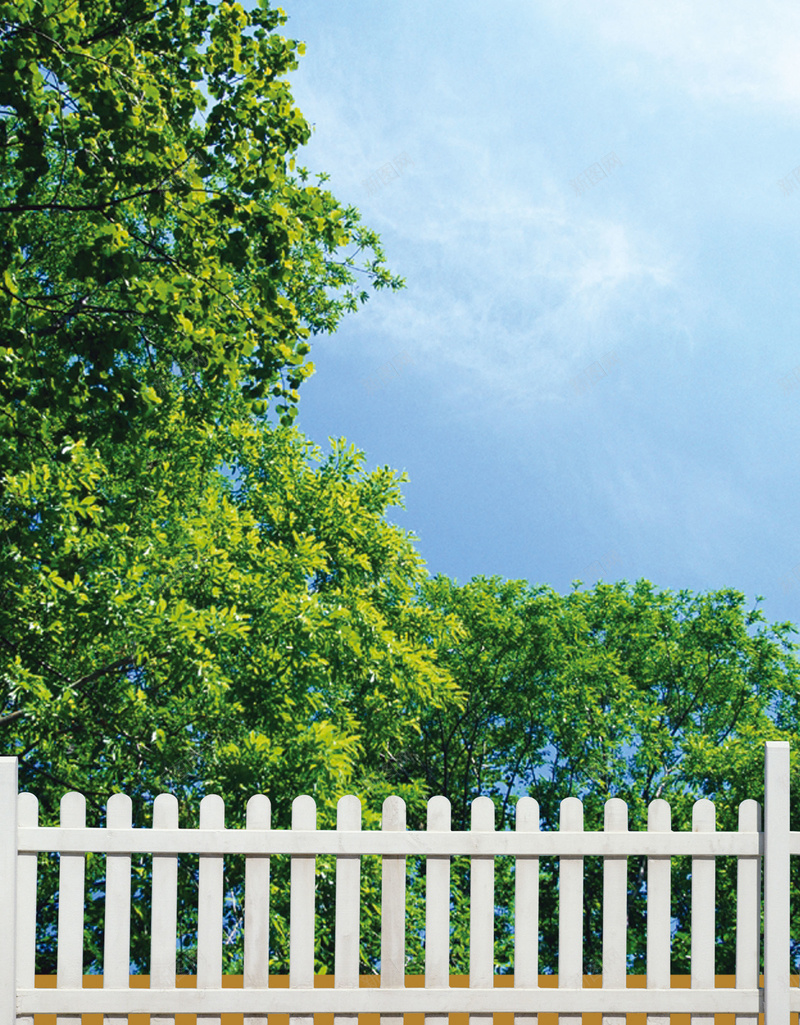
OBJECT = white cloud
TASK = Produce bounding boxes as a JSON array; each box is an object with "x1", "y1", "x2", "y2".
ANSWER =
[
  {"x1": 349, "y1": 178, "x2": 686, "y2": 418},
  {"x1": 537, "y1": 0, "x2": 800, "y2": 107}
]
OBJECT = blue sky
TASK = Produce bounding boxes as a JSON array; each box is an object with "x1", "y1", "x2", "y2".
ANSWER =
[{"x1": 282, "y1": 0, "x2": 800, "y2": 632}]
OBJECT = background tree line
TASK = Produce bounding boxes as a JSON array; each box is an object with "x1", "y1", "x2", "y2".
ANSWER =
[{"x1": 2, "y1": 0, "x2": 799, "y2": 979}]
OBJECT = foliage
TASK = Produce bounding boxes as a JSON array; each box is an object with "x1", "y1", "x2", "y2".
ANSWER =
[
  {"x1": 401, "y1": 575, "x2": 800, "y2": 974},
  {"x1": 0, "y1": 0, "x2": 446, "y2": 978},
  {"x1": 0, "y1": 0, "x2": 402, "y2": 462},
  {"x1": 1, "y1": 387, "x2": 462, "y2": 971}
]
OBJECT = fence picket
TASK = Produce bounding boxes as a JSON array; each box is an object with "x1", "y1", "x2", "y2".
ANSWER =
[
  {"x1": 470, "y1": 796, "x2": 495, "y2": 1025},
  {"x1": 559, "y1": 797, "x2": 584, "y2": 1025},
  {"x1": 603, "y1": 798, "x2": 628, "y2": 1025},
  {"x1": 290, "y1": 795, "x2": 316, "y2": 1025},
  {"x1": 16, "y1": 795, "x2": 37, "y2": 1025},
  {"x1": 646, "y1": 799, "x2": 671, "y2": 1025},
  {"x1": 691, "y1": 799, "x2": 716, "y2": 1025},
  {"x1": 764, "y1": 741, "x2": 791, "y2": 1025},
  {"x1": 151, "y1": 793, "x2": 179, "y2": 1025},
  {"x1": 56, "y1": 792, "x2": 86, "y2": 1025},
  {"x1": 381, "y1": 795, "x2": 406, "y2": 1025},
  {"x1": 198, "y1": 795, "x2": 225, "y2": 1025},
  {"x1": 103, "y1": 794, "x2": 132, "y2": 1025},
  {"x1": 15, "y1": 791, "x2": 37, "y2": 1025},
  {"x1": 1, "y1": 760, "x2": 17, "y2": 1025},
  {"x1": 334, "y1": 795, "x2": 361, "y2": 1025},
  {"x1": 515, "y1": 796, "x2": 539, "y2": 1025},
  {"x1": 735, "y1": 799, "x2": 760, "y2": 1025},
  {"x1": 244, "y1": 794, "x2": 271, "y2": 1025},
  {"x1": 426, "y1": 796, "x2": 451, "y2": 1025}
]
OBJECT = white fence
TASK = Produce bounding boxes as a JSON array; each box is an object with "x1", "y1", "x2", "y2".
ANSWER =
[{"x1": 0, "y1": 742, "x2": 796, "y2": 1024}]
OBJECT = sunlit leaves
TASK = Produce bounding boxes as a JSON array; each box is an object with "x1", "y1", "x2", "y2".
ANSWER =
[
  {"x1": 0, "y1": 0, "x2": 403, "y2": 458},
  {"x1": 404, "y1": 576, "x2": 800, "y2": 973},
  {"x1": 1, "y1": 384, "x2": 459, "y2": 820}
]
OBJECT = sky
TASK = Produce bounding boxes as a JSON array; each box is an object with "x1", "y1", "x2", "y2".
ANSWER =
[{"x1": 280, "y1": 0, "x2": 800, "y2": 633}]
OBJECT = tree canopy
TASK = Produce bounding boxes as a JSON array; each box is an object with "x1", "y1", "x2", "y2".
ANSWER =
[
  {"x1": 1, "y1": 0, "x2": 428, "y2": 816},
  {"x1": 4, "y1": 383, "x2": 463, "y2": 971},
  {"x1": 3, "y1": 396, "x2": 459, "y2": 811},
  {"x1": 398, "y1": 575, "x2": 800, "y2": 973},
  {"x1": 0, "y1": 0, "x2": 401, "y2": 464},
  {"x1": 0, "y1": 0, "x2": 433, "y2": 973},
  {"x1": 409, "y1": 575, "x2": 800, "y2": 828}
]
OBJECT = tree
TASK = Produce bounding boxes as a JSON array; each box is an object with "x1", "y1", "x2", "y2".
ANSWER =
[
  {"x1": 399, "y1": 575, "x2": 800, "y2": 974},
  {"x1": 0, "y1": 0, "x2": 402, "y2": 465},
  {"x1": 2, "y1": 385, "x2": 462, "y2": 971},
  {"x1": 1, "y1": 0, "x2": 444, "y2": 976}
]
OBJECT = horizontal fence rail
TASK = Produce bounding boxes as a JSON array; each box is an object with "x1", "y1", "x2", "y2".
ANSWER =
[
  {"x1": 0, "y1": 742, "x2": 795, "y2": 1024},
  {"x1": 14, "y1": 829, "x2": 768, "y2": 856},
  {"x1": 12, "y1": 985, "x2": 766, "y2": 1015},
  {"x1": 24, "y1": 973, "x2": 800, "y2": 1010}
]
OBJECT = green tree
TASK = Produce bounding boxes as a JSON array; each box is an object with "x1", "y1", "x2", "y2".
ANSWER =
[
  {"x1": 2, "y1": 386, "x2": 462, "y2": 971},
  {"x1": 401, "y1": 575, "x2": 800, "y2": 974},
  {"x1": 1, "y1": 0, "x2": 442, "y2": 977},
  {"x1": 0, "y1": 0, "x2": 402, "y2": 463}
]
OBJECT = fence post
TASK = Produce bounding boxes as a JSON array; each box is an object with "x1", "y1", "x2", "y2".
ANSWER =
[
  {"x1": 290, "y1": 795, "x2": 317, "y2": 1025},
  {"x1": 470, "y1": 796, "x2": 495, "y2": 1025},
  {"x1": 57, "y1": 791, "x2": 86, "y2": 1025},
  {"x1": 380, "y1": 796, "x2": 406, "y2": 1025},
  {"x1": 691, "y1": 799, "x2": 716, "y2": 1025},
  {"x1": 426, "y1": 796, "x2": 452, "y2": 1025},
  {"x1": 763, "y1": 741, "x2": 791, "y2": 1025},
  {"x1": 0, "y1": 758, "x2": 17, "y2": 1025},
  {"x1": 647, "y1": 799, "x2": 671, "y2": 1025},
  {"x1": 197, "y1": 794, "x2": 225, "y2": 1025},
  {"x1": 559, "y1": 797, "x2": 584, "y2": 1025},
  {"x1": 334, "y1": 795, "x2": 361, "y2": 1025},
  {"x1": 736, "y1": 799, "x2": 761, "y2": 1025},
  {"x1": 602, "y1": 798, "x2": 628, "y2": 1025}
]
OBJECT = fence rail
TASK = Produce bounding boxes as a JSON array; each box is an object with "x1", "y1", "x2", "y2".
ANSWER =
[{"x1": 0, "y1": 742, "x2": 795, "y2": 1024}]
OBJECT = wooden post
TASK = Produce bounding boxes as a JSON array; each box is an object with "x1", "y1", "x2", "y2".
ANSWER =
[
  {"x1": 602, "y1": 798, "x2": 628, "y2": 1025},
  {"x1": 334, "y1": 795, "x2": 361, "y2": 1025},
  {"x1": 559, "y1": 797, "x2": 584, "y2": 1025},
  {"x1": 380, "y1": 796, "x2": 406, "y2": 1025},
  {"x1": 646, "y1": 799, "x2": 672, "y2": 1025},
  {"x1": 470, "y1": 796, "x2": 495, "y2": 1025},
  {"x1": 735, "y1": 799, "x2": 761, "y2": 1025},
  {"x1": 244, "y1": 794, "x2": 271, "y2": 1025},
  {"x1": 290, "y1": 795, "x2": 316, "y2": 1025},
  {"x1": 151, "y1": 793, "x2": 179, "y2": 1025},
  {"x1": 691, "y1": 799, "x2": 716, "y2": 1025},
  {"x1": 0, "y1": 758, "x2": 17, "y2": 1025},
  {"x1": 104, "y1": 793, "x2": 132, "y2": 1025},
  {"x1": 198, "y1": 795, "x2": 225, "y2": 1025},
  {"x1": 515, "y1": 795, "x2": 540, "y2": 1025},
  {"x1": 16, "y1": 792, "x2": 38, "y2": 1025},
  {"x1": 764, "y1": 741, "x2": 791, "y2": 1025},
  {"x1": 426, "y1": 796, "x2": 451, "y2": 1025},
  {"x1": 57, "y1": 791, "x2": 85, "y2": 1025}
]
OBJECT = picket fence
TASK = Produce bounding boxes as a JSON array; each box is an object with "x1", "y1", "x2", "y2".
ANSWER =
[{"x1": 0, "y1": 742, "x2": 797, "y2": 1025}]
